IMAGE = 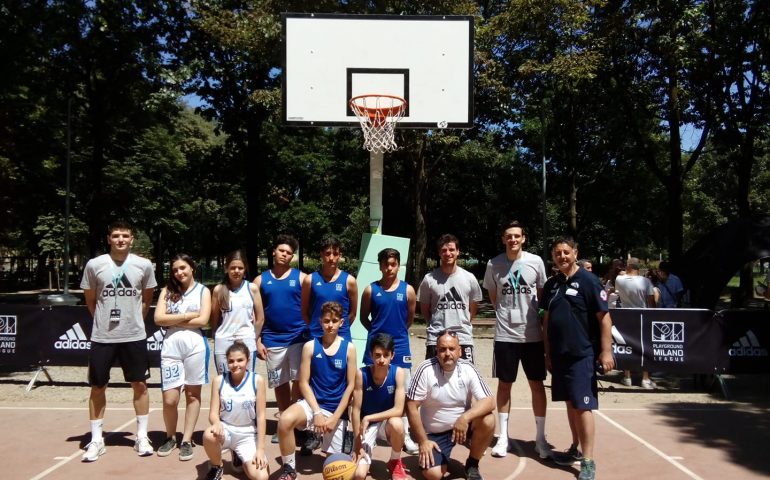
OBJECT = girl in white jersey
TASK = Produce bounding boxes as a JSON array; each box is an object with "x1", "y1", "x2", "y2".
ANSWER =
[
  {"x1": 211, "y1": 250, "x2": 265, "y2": 375},
  {"x1": 154, "y1": 254, "x2": 211, "y2": 461},
  {"x1": 203, "y1": 341, "x2": 269, "y2": 480}
]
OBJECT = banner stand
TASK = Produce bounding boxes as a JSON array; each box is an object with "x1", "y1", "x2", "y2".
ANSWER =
[{"x1": 26, "y1": 366, "x2": 53, "y2": 392}]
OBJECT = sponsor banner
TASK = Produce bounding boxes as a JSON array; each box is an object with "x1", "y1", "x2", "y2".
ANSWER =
[
  {"x1": 715, "y1": 310, "x2": 770, "y2": 374},
  {"x1": 610, "y1": 308, "x2": 725, "y2": 374},
  {"x1": 0, "y1": 305, "x2": 163, "y2": 368}
]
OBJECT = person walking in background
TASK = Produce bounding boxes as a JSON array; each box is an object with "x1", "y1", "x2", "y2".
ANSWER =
[
  {"x1": 80, "y1": 220, "x2": 157, "y2": 462},
  {"x1": 482, "y1": 221, "x2": 551, "y2": 459},
  {"x1": 418, "y1": 234, "x2": 483, "y2": 363},
  {"x1": 657, "y1": 261, "x2": 685, "y2": 308},
  {"x1": 154, "y1": 254, "x2": 211, "y2": 461},
  {"x1": 614, "y1": 258, "x2": 656, "y2": 389}
]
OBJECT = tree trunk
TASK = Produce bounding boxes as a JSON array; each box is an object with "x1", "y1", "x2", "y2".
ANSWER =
[
  {"x1": 411, "y1": 142, "x2": 429, "y2": 285},
  {"x1": 245, "y1": 110, "x2": 266, "y2": 277}
]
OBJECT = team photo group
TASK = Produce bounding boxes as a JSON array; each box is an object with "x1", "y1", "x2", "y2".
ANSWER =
[{"x1": 80, "y1": 219, "x2": 614, "y2": 480}]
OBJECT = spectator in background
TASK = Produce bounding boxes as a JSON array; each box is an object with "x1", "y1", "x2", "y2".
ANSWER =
[
  {"x1": 646, "y1": 269, "x2": 663, "y2": 306},
  {"x1": 577, "y1": 259, "x2": 593, "y2": 274},
  {"x1": 657, "y1": 261, "x2": 684, "y2": 308},
  {"x1": 603, "y1": 259, "x2": 625, "y2": 309}
]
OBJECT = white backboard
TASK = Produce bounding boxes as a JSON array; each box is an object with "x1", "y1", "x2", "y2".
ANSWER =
[{"x1": 282, "y1": 13, "x2": 474, "y2": 129}]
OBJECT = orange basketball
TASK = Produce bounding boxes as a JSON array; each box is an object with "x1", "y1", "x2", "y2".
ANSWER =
[{"x1": 322, "y1": 453, "x2": 356, "y2": 480}]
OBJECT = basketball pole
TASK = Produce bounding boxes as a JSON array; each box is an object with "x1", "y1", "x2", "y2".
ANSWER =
[{"x1": 369, "y1": 150, "x2": 384, "y2": 234}]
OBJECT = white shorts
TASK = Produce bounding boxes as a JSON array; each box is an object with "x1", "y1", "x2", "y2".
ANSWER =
[
  {"x1": 297, "y1": 399, "x2": 348, "y2": 454},
  {"x1": 214, "y1": 336, "x2": 258, "y2": 375},
  {"x1": 160, "y1": 345, "x2": 210, "y2": 391},
  {"x1": 357, "y1": 421, "x2": 391, "y2": 465},
  {"x1": 266, "y1": 343, "x2": 303, "y2": 388},
  {"x1": 222, "y1": 424, "x2": 257, "y2": 463}
]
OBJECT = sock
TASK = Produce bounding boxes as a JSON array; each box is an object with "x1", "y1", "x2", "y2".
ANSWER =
[
  {"x1": 90, "y1": 419, "x2": 103, "y2": 443},
  {"x1": 535, "y1": 416, "x2": 546, "y2": 443},
  {"x1": 465, "y1": 457, "x2": 480, "y2": 469},
  {"x1": 498, "y1": 412, "x2": 509, "y2": 439},
  {"x1": 282, "y1": 454, "x2": 296, "y2": 469},
  {"x1": 136, "y1": 414, "x2": 149, "y2": 439},
  {"x1": 402, "y1": 416, "x2": 411, "y2": 441},
  {"x1": 390, "y1": 449, "x2": 401, "y2": 460}
]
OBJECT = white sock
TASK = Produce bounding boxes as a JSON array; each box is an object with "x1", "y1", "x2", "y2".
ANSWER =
[
  {"x1": 403, "y1": 417, "x2": 412, "y2": 442},
  {"x1": 390, "y1": 449, "x2": 401, "y2": 460},
  {"x1": 136, "y1": 414, "x2": 149, "y2": 439},
  {"x1": 498, "y1": 413, "x2": 509, "y2": 440},
  {"x1": 90, "y1": 419, "x2": 103, "y2": 443},
  {"x1": 282, "y1": 454, "x2": 296, "y2": 469},
  {"x1": 535, "y1": 416, "x2": 546, "y2": 443}
]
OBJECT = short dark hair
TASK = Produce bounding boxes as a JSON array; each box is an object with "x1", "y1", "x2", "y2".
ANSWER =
[
  {"x1": 369, "y1": 333, "x2": 395, "y2": 353},
  {"x1": 318, "y1": 235, "x2": 341, "y2": 252},
  {"x1": 436, "y1": 233, "x2": 459, "y2": 252},
  {"x1": 377, "y1": 248, "x2": 400, "y2": 265},
  {"x1": 577, "y1": 259, "x2": 591, "y2": 267},
  {"x1": 435, "y1": 329, "x2": 459, "y2": 345},
  {"x1": 501, "y1": 220, "x2": 527, "y2": 238},
  {"x1": 226, "y1": 340, "x2": 251, "y2": 360},
  {"x1": 659, "y1": 260, "x2": 673, "y2": 274},
  {"x1": 551, "y1": 235, "x2": 577, "y2": 250},
  {"x1": 107, "y1": 220, "x2": 133, "y2": 235},
  {"x1": 273, "y1": 234, "x2": 298, "y2": 253},
  {"x1": 320, "y1": 301, "x2": 343, "y2": 319}
]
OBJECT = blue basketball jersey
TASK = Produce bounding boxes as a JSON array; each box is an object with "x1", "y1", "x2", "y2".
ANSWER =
[
  {"x1": 363, "y1": 280, "x2": 412, "y2": 367},
  {"x1": 309, "y1": 271, "x2": 351, "y2": 340},
  {"x1": 360, "y1": 364, "x2": 398, "y2": 418},
  {"x1": 259, "y1": 268, "x2": 307, "y2": 347},
  {"x1": 309, "y1": 337, "x2": 349, "y2": 413}
]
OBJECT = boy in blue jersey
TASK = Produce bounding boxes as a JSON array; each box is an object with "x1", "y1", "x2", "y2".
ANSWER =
[
  {"x1": 359, "y1": 247, "x2": 418, "y2": 454},
  {"x1": 351, "y1": 333, "x2": 408, "y2": 480},
  {"x1": 254, "y1": 235, "x2": 307, "y2": 442},
  {"x1": 276, "y1": 302, "x2": 357, "y2": 480}
]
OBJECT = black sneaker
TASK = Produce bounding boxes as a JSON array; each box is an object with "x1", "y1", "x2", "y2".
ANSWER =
[
  {"x1": 342, "y1": 430, "x2": 354, "y2": 454},
  {"x1": 465, "y1": 465, "x2": 483, "y2": 480},
  {"x1": 232, "y1": 450, "x2": 243, "y2": 471},
  {"x1": 205, "y1": 465, "x2": 224, "y2": 480},
  {"x1": 300, "y1": 431, "x2": 321, "y2": 456},
  {"x1": 278, "y1": 463, "x2": 298, "y2": 480},
  {"x1": 553, "y1": 444, "x2": 583, "y2": 466},
  {"x1": 156, "y1": 437, "x2": 176, "y2": 457}
]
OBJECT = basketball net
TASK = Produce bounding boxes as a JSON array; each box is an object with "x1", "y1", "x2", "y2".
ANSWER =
[{"x1": 349, "y1": 94, "x2": 407, "y2": 153}]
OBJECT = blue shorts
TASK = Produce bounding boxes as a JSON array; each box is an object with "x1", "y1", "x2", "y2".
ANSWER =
[
  {"x1": 425, "y1": 428, "x2": 471, "y2": 469},
  {"x1": 551, "y1": 355, "x2": 598, "y2": 410}
]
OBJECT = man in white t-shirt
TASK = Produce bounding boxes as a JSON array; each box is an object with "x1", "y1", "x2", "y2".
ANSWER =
[
  {"x1": 614, "y1": 258, "x2": 656, "y2": 388},
  {"x1": 418, "y1": 234, "x2": 483, "y2": 363},
  {"x1": 482, "y1": 221, "x2": 550, "y2": 459},
  {"x1": 406, "y1": 330, "x2": 495, "y2": 480}
]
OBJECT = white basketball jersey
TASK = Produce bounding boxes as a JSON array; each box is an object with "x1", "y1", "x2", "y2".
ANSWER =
[
  {"x1": 217, "y1": 281, "x2": 256, "y2": 339},
  {"x1": 161, "y1": 282, "x2": 207, "y2": 359},
  {"x1": 219, "y1": 370, "x2": 259, "y2": 431}
]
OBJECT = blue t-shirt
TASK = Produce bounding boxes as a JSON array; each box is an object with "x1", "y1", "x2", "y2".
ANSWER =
[
  {"x1": 310, "y1": 338, "x2": 349, "y2": 414},
  {"x1": 541, "y1": 268, "x2": 608, "y2": 358},
  {"x1": 658, "y1": 274, "x2": 684, "y2": 308},
  {"x1": 259, "y1": 269, "x2": 308, "y2": 347},
  {"x1": 309, "y1": 271, "x2": 351, "y2": 340},
  {"x1": 363, "y1": 280, "x2": 412, "y2": 367},
  {"x1": 360, "y1": 364, "x2": 398, "y2": 418}
]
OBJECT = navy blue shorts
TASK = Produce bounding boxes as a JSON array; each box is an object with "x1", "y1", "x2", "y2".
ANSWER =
[
  {"x1": 551, "y1": 355, "x2": 598, "y2": 410},
  {"x1": 493, "y1": 341, "x2": 546, "y2": 383},
  {"x1": 425, "y1": 430, "x2": 456, "y2": 468}
]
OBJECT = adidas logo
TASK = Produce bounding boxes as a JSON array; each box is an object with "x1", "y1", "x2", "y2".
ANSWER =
[
  {"x1": 376, "y1": 292, "x2": 382, "y2": 297},
  {"x1": 55, "y1": 323, "x2": 90, "y2": 350},
  {"x1": 611, "y1": 326, "x2": 632, "y2": 355},
  {"x1": 315, "y1": 353, "x2": 322, "y2": 358},
  {"x1": 146, "y1": 330, "x2": 163, "y2": 351},
  {"x1": 437, "y1": 287, "x2": 466, "y2": 310},
  {"x1": 101, "y1": 276, "x2": 138, "y2": 298},
  {"x1": 729, "y1": 330, "x2": 768, "y2": 357},
  {"x1": 316, "y1": 281, "x2": 322, "y2": 286},
  {"x1": 267, "y1": 280, "x2": 273, "y2": 285}
]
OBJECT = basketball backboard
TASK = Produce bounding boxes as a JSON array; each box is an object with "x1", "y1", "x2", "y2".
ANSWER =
[{"x1": 282, "y1": 13, "x2": 474, "y2": 129}]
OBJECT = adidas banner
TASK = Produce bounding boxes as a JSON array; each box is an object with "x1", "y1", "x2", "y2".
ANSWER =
[
  {"x1": 715, "y1": 310, "x2": 770, "y2": 374},
  {"x1": 610, "y1": 308, "x2": 728, "y2": 374},
  {"x1": 0, "y1": 305, "x2": 163, "y2": 368}
]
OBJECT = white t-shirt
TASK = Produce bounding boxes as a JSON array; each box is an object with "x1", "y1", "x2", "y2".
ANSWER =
[
  {"x1": 418, "y1": 267, "x2": 482, "y2": 345},
  {"x1": 80, "y1": 253, "x2": 157, "y2": 343},
  {"x1": 482, "y1": 251, "x2": 547, "y2": 342},
  {"x1": 407, "y1": 357, "x2": 492, "y2": 434},
  {"x1": 615, "y1": 274, "x2": 655, "y2": 308}
]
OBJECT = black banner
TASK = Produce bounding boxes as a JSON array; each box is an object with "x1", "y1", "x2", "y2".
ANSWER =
[{"x1": 715, "y1": 309, "x2": 770, "y2": 374}]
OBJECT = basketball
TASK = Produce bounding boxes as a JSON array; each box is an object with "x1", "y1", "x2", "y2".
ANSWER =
[{"x1": 322, "y1": 453, "x2": 356, "y2": 480}]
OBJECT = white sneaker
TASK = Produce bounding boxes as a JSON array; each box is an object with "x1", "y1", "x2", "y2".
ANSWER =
[
  {"x1": 403, "y1": 435, "x2": 419, "y2": 455},
  {"x1": 621, "y1": 377, "x2": 632, "y2": 387},
  {"x1": 535, "y1": 439, "x2": 554, "y2": 459},
  {"x1": 491, "y1": 436, "x2": 508, "y2": 458},
  {"x1": 641, "y1": 379, "x2": 656, "y2": 390},
  {"x1": 134, "y1": 436, "x2": 154, "y2": 456},
  {"x1": 82, "y1": 440, "x2": 106, "y2": 462}
]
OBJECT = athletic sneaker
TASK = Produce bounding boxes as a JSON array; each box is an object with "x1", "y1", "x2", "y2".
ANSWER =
[
  {"x1": 535, "y1": 439, "x2": 554, "y2": 459},
  {"x1": 232, "y1": 450, "x2": 243, "y2": 471},
  {"x1": 278, "y1": 463, "x2": 298, "y2": 480},
  {"x1": 300, "y1": 431, "x2": 321, "y2": 456},
  {"x1": 403, "y1": 435, "x2": 419, "y2": 455},
  {"x1": 621, "y1": 377, "x2": 632, "y2": 387},
  {"x1": 387, "y1": 458, "x2": 408, "y2": 480},
  {"x1": 134, "y1": 436, "x2": 153, "y2": 456},
  {"x1": 465, "y1": 465, "x2": 483, "y2": 480},
  {"x1": 179, "y1": 441, "x2": 193, "y2": 461},
  {"x1": 81, "y1": 440, "x2": 106, "y2": 462},
  {"x1": 641, "y1": 379, "x2": 657, "y2": 390},
  {"x1": 156, "y1": 437, "x2": 176, "y2": 457},
  {"x1": 271, "y1": 432, "x2": 280, "y2": 444},
  {"x1": 491, "y1": 436, "x2": 508, "y2": 458},
  {"x1": 553, "y1": 444, "x2": 583, "y2": 466},
  {"x1": 204, "y1": 464, "x2": 224, "y2": 480},
  {"x1": 342, "y1": 429, "x2": 354, "y2": 454},
  {"x1": 578, "y1": 458, "x2": 596, "y2": 480}
]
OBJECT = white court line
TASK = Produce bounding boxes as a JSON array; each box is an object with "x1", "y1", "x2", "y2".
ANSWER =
[
  {"x1": 596, "y1": 410, "x2": 705, "y2": 480},
  {"x1": 29, "y1": 408, "x2": 157, "y2": 480},
  {"x1": 504, "y1": 438, "x2": 528, "y2": 479}
]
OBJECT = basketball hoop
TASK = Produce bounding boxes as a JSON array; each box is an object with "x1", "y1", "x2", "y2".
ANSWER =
[{"x1": 349, "y1": 94, "x2": 407, "y2": 153}]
